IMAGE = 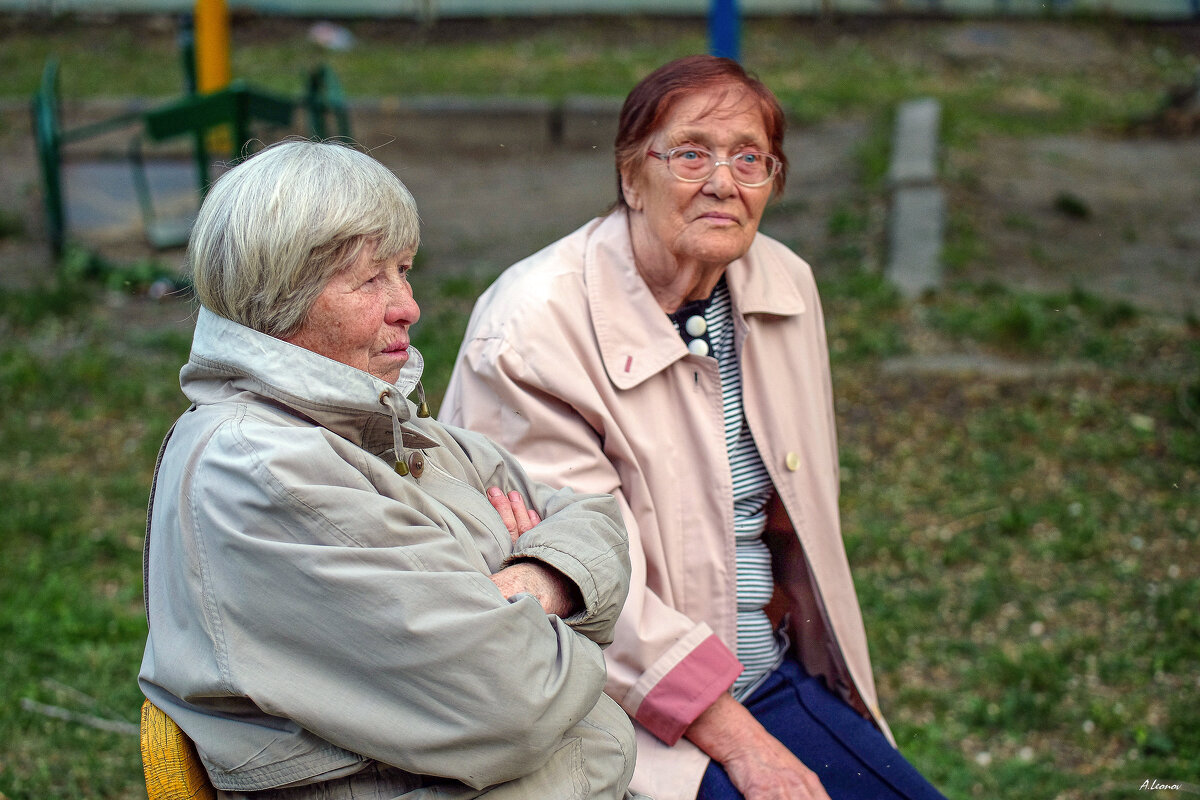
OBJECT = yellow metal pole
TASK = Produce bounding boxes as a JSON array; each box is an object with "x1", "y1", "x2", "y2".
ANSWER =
[
  {"x1": 193, "y1": 0, "x2": 232, "y2": 154},
  {"x1": 194, "y1": 0, "x2": 231, "y2": 94}
]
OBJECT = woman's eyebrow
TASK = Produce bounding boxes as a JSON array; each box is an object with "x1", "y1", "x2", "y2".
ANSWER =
[{"x1": 667, "y1": 127, "x2": 767, "y2": 150}]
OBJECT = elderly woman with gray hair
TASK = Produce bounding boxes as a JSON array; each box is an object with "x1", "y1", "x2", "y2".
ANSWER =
[{"x1": 138, "y1": 140, "x2": 644, "y2": 800}]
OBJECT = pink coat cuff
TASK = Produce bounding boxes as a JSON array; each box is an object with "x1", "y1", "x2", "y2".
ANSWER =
[{"x1": 634, "y1": 634, "x2": 743, "y2": 745}]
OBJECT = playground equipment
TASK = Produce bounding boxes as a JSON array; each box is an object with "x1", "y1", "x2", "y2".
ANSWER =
[{"x1": 31, "y1": 11, "x2": 351, "y2": 256}]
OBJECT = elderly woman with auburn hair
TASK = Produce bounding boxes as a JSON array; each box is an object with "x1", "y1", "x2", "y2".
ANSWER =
[{"x1": 443, "y1": 57, "x2": 947, "y2": 800}]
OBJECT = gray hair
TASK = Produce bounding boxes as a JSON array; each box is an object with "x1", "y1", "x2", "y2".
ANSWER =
[{"x1": 187, "y1": 140, "x2": 421, "y2": 337}]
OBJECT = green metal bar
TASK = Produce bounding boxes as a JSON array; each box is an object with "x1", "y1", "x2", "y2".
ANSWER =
[
  {"x1": 242, "y1": 87, "x2": 296, "y2": 130},
  {"x1": 143, "y1": 82, "x2": 295, "y2": 192},
  {"x1": 177, "y1": 12, "x2": 197, "y2": 95},
  {"x1": 304, "y1": 65, "x2": 352, "y2": 140},
  {"x1": 31, "y1": 58, "x2": 64, "y2": 257},
  {"x1": 305, "y1": 68, "x2": 328, "y2": 140},
  {"x1": 57, "y1": 110, "x2": 146, "y2": 145},
  {"x1": 144, "y1": 82, "x2": 294, "y2": 142},
  {"x1": 127, "y1": 136, "x2": 157, "y2": 229}
]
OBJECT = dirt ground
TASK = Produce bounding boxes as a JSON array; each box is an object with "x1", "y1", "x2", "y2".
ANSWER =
[
  {"x1": 947, "y1": 133, "x2": 1200, "y2": 317},
  {"x1": 1, "y1": 19, "x2": 1198, "y2": 322}
]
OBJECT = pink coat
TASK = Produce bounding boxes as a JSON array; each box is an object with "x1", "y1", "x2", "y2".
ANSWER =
[{"x1": 442, "y1": 210, "x2": 893, "y2": 800}]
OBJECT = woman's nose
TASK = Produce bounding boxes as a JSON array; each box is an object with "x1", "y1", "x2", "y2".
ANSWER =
[
  {"x1": 704, "y1": 162, "x2": 738, "y2": 197},
  {"x1": 388, "y1": 282, "x2": 420, "y2": 325}
]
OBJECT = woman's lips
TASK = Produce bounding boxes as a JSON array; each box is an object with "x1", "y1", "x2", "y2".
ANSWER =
[{"x1": 381, "y1": 340, "x2": 410, "y2": 361}]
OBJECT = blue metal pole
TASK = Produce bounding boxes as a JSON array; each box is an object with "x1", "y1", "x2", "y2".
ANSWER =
[{"x1": 708, "y1": 0, "x2": 740, "y2": 62}]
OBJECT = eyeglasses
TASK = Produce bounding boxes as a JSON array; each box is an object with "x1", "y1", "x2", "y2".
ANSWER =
[{"x1": 647, "y1": 146, "x2": 780, "y2": 188}]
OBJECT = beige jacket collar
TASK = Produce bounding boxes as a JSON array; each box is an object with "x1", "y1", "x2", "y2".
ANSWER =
[{"x1": 184, "y1": 306, "x2": 439, "y2": 457}]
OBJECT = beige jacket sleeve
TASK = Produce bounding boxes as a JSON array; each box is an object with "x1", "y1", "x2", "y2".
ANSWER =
[{"x1": 443, "y1": 332, "x2": 742, "y2": 745}]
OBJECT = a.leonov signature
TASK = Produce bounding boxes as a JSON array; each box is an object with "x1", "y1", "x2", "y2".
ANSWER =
[{"x1": 1140, "y1": 779, "x2": 1200, "y2": 793}]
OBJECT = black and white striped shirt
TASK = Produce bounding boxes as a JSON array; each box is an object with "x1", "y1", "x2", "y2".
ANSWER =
[{"x1": 669, "y1": 278, "x2": 785, "y2": 700}]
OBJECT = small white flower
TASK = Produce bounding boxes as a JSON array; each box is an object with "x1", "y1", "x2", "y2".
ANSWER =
[
  {"x1": 1129, "y1": 413, "x2": 1155, "y2": 433},
  {"x1": 975, "y1": 751, "x2": 992, "y2": 767}
]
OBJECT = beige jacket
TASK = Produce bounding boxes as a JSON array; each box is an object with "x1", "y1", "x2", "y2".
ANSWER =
[
  {"x1": 140, "y1": 307, "x2": 642, "y2": 799},
  {"x1": 443, "y1": 211, "x2": 893, "y2": 800}
]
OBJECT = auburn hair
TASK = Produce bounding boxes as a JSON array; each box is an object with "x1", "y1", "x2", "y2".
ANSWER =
[{"x1": 613, "y1": 55, "x2": 788, "y2": 208}]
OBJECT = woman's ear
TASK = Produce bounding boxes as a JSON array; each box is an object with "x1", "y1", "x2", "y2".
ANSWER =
[{"x1": 620, "y1": 169, "x2": 644, "y2": 212}]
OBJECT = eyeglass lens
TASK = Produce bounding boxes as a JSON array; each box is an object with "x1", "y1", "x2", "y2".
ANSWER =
[{"x1": 668, "y1": 148, "x2": 775, "y2": 185}]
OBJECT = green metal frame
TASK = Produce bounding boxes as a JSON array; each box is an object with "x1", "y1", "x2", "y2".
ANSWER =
[
  {"x1": 305, "y1": 64, "x2": 352, "y2": 142},
  {"x1": 30, "y1": 59, "x2": 65, "y2": 257},
  {"x1": 31, "y1": 58, "x2": 353, "y2": 256},
  {"x1": 32, "y1": 59, "x2": 143, "y2": 256}
]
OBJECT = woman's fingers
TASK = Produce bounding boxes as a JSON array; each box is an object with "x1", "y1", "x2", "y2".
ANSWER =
[
  {"x1": 486, "y1": 487, "x2": 540, "y2": 545},
  {"x1": 507, "y1": 490, "x2": 533, "y2": 534},
  {"x1": 487, "y1": 487, "x2": 519, "y2": 539}
]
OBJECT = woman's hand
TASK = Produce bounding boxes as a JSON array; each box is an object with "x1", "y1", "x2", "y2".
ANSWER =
[
  {"x1": 486, "y1": 487, "x2": 582, "y2": 617},
  {"x1": 686, "y1": 694, "x2": 831, "y2": 800},
  {"x1": 487, "y1": 486, "x2": 541, "y2": 545},
  {"x1": 489, "y1": 561, "x2": 580, "y2": 618}
]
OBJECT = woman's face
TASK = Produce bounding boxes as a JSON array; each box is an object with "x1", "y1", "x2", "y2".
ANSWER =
[
  {"x1": 284, "y1": 244, "x2": 421, "y2": 384},
  {"x1": 622, "y1": 86, "x2": 774, "y2": 271}
]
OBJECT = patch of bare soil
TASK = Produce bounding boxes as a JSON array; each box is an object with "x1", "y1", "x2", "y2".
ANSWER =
[
  {"x1": 948, "y1": 133, "x2": 1200, "y2": 317},
  {"x1": 931, "y1": 20, "x2": 1200, "y2": 317}
]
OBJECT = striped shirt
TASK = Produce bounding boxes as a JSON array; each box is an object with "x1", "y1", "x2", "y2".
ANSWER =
[{"x1": 668, "y1": 278, "x2": 785, "y2": 700}]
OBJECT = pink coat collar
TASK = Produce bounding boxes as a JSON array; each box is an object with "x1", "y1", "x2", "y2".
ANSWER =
[{"x1": 584, "y1": 210, "x2": 808, "y2": 390}]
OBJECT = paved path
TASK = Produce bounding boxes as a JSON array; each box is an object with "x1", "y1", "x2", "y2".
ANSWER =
[
  {"x1": 3, "y1": 93, "x2": 1194, "y2": 323},
  {"x1": 20, "y1": 100, "x2": 868, "y2": 285}
]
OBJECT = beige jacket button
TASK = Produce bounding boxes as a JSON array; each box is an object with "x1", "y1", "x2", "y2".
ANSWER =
[
  {"x1": 786, "y1": 452, "x2": 800, "y2": 471},
  {"x1": 407, "y1": 451, "x2": 425, "y2": 478}
]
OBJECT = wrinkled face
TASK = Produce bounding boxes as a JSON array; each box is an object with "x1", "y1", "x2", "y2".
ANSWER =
[
  {"x1": 285, "y1": 244, "x2": 420, "y2": 384},
  {"x1": 622, "y1": 86, "x2": 774, "y2": 270}
]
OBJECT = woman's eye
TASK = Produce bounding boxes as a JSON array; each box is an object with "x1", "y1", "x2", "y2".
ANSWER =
[
  {"x1": 741, "y1": 153, "x2": 760, "y2": 164},
  {"x1": 677, "y1": 149, "x2": 704, "y2": 161}
]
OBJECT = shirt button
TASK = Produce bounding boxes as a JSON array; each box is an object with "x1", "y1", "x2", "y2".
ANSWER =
[
  {"x1": 685, "y1": 315, "x2": 708, "y2": 337},
  {"x1": 786, "y1": 452, "x2": 800, "y2": 471},
  {"x1": 687, "y1": 338, "x2": 710, "y2": 357}
]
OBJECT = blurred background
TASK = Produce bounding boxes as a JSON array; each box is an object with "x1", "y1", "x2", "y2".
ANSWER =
[{"x1": 0, "y1": 2, "x2": 1197, "y2": 798}]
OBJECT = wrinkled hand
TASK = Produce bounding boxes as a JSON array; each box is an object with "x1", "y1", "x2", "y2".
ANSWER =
[
  {"x1": 487, "y1": 486, "x2": 541, "y2": 545},
  {"x1": 485, "y1": 487, "x2": 580, "y2": 617},
  {"x1": 721, "y1": 737, "x2": 830, "y2": 800},
  {"x1": 489, "y1": 561, "x2": 580, "y2": 618},
  {"x1": 686, "y1": 694, "x2": 831, "y2": 800}
]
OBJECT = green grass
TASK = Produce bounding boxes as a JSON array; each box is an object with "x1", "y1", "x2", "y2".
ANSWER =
[
  {"x1": 831, "y1": 290, "x2": 1199, "y2": 798},
  {"x1": 0, "y1": 282, "x2": 190, "y2": 800},
  {"x1": 4, "y1": 15, "x2": 1196, "y2": 144},
  {"x1": 1, "y1": 256, "x2": 1196, "y2": 800},
  {"x1": 2, "y1": 12, "x2": 1199, "y2": 800},
  {"x1": 923, "y1": 282, "x2": 1148, "y2": 362}
]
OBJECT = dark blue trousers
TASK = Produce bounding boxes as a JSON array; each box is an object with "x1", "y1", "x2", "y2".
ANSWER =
[{"x1": 697, "y1": 660, "x2": 946, "y2": 800}]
